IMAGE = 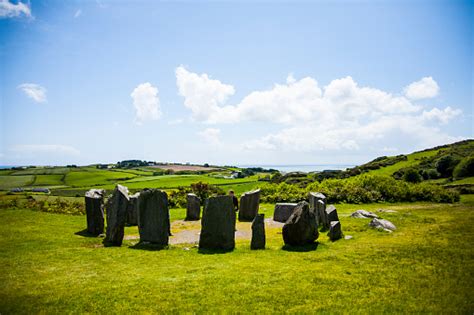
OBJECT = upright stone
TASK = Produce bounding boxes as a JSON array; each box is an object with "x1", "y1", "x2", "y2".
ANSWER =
[
  {"x1": 84, "y1": 189, "x2": 105, "y2": 236},
  {"x1": 239, "y1": 189, "x2": 261, "y2": 222},
  {"x1": 273, "y1": 203, "x2": 298, "y2": 223},
  {"x1": 251, "y1": 214, "x2": 265, "y2": 250},
  {"x1": 308, "y1": 192, "x2": 327, "y2": 227},
  {"x1": 103, "y1": 185, "x2": 129, "y2": 247},
  {"x1": 326, "y1": 205, "x2": 339, "y2": 224},
  {"x1": 137, "y1": 189, "x2": 170, "y2": 246},
  {"x1": 126, "y1": 192, "x2": 140, "y2": 226},
  {"x1": 185, "y1": 193, "x2": 201, "y2": 221},
  {"x1": 199, "y1": 195, "x2": 236, "y2": 251},
  {"x1": 327, "y1": 221, "x2": 342, "y2": 241},
  {"x1": 282, "y1": 201, "x2": 319, "y2": 246}
]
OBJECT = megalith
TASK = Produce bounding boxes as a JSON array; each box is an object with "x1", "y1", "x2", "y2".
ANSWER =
[
  {"x1": 251, "y1": 213, "x2": 265, "y2": 250},
  {"x1": 326, "y1": 205, "x2": 339, "y2": 224},
  {"x1": 103, "y1": 185, "x2": 129, "y2": 247},
  {"x1": 185, "y1": 193, "x2": 201, "y2": 221},
  {"x1": 199, "y1": 195, "x2": 236, "y2": 251},
  {"x1": 84, "y1": 189, "x2": 105, "y2": 236},
  {"x1": 282, "y1": 201, "x2": 319, "y2": 246},
  {"x1": 308, "y1": 192, "x2": 327, "y2": 227},
  {"x1": 126, "y1": 192, "x2": 140, "y2": 226},
  {"x1": 273, "y1": 203, "x2": 298, "y2": 223},
  {"x1": 327, "y1": 221, "x2": 342, "y2": 241},
  {"x1": 238, "y1": 189, "x2": 261, "y2": 222},
  {"x1": 137, "y1": 189, "x2": 170, "y2": 246}
]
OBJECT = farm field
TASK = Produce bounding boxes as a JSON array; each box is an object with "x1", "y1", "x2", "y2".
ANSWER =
[{"x1": 0, "y1": 197, "x2": 473, "y2": 313}]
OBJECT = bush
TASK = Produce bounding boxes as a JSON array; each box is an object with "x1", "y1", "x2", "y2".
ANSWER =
[
  {"x1": 436, "y1": 155, "x2": 461, "y2": 178},
  {"x1": 453, "y1": 155, "x2": 474, "y2": 179},
  {"x1": 403, "y1": 168, "x2": 422, "y2": 183}
]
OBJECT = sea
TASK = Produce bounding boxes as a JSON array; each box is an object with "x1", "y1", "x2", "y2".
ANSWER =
[{"x1": 238, "y1": 165, "x2": 355, "y2": 173}]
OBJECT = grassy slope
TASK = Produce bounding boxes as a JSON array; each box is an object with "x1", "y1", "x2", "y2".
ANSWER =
[
  {"x1": 0, "y1": 175, "x2": 35, "y2": 190},
  {"x1": 0, "y1": 198, "x2": 472, "y2": 313}
]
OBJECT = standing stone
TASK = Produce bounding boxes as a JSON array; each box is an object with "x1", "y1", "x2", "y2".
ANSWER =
[
  {"x1": 308, "y1": 192, "x2": 327, "y2": 227},
  {"x1": 103, "y1": 185, "x2": 129, "y2": 247},
  {"x1": 251, "y1": 214, "x2": 265, "y2": 250},
  {"x1": 199, "y1": 195, "x2": 236, "y2": 251},
  {"x1": 273, "y1": 203, "x2": 298, "y2": 223},
  {"x1": 239, "y1": 189, "x2": 261, "y2": 222},
  {"x1": 327, "y1": 221, "x2": 342, "y2": 241},
  {"x1": 185, "y1": 193, "x2": 201, "y2": 221},
  {"x1": 282, "y1": 201, "x2": 319, "y2": 246},
  {"x1": 326, "y1": 205, "x2": 339, "y2": 224},
  {"x1": 85, "y1": 189, "x2": 105, "y2": 236},
  {"x1": 137, "y1": 189, "x2": 170, "y2": 246},
  {"x1": 126, "y1": 192, "x2": 140, "y2": 226}
]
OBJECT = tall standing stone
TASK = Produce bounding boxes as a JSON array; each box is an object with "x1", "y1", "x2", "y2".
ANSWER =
[
  {"x1": 251, "y1": 214, "x2": 265, "y2": 250},
  {"x1": 103, "y1": 185, "x2": 129, "y2": 247},
  {"x1": 137, "y1": 189, "x2": 170, "y2": 246},
  {"x1": 309, "y1": 192, "x2": 327, "y2": 227},
  {"x1": 85, "y1": 189, "x2": 105, "y2": 236},
  {"x1": 239, "y1": 189, "x2": 261, "y2": 222},
  {"x1": 199, "y1": 195, "x2": 236, "y2": 251},
  {"x1": 273, "y1": 203, "x2": 298, "y2": 223},
  {"x1": 126, "y1": 192, "x2": 140, "y2": 226},
  {"x1": 185, "y1": 193, "x2": 201, "y2": 221},
  {"x1": 282, "y1": 201, "x2": 319, "y2": 246},
  {"x1": 326, "y1": 205, "x2": 339, "y2": 223},
  {"x1": 327, "y1": 221, "x2": 342, "y2": 241}
]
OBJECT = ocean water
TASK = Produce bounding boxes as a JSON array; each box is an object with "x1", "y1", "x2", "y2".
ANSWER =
[{"x1": 238, "y1": 165, "x2": 355, "y2": 173}]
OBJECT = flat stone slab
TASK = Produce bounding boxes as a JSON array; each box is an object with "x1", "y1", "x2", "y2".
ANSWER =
[
  {"x1": 369, "y1": 218, "x2": 397, "y2": 231},
  {"x1": 351, "y1": 209, "x2": 379, "y2": 219}
]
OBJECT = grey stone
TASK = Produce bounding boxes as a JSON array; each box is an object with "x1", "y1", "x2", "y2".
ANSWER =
[
  {"x1": 273, "y1": 203, "x2": 298, "y2": 223},
  {"x1": 251, "y1": 214, "x2": 265, "y2": 250},
  {"x1": 103, "y1": 185, "x2": 129, "y2": 246},
  {"x1": 369, "y1": 218, "x2": 396, "y2": 231},
  {"x1": 351, "y1": 209, "x2": 378, "y2": 219},
  {"x1": 327, "y1": 221, "x2": 342, "y2": 241},
  {"x1": 308, "y1": 192, "x2": 327, "y2": 227},
  {"x1": 185, "y1": 193, "x2": 201, "y2": 221},
  {"x1": 85, "y1": 189, "x2": 105, "y2": 236},
  {"x1": 344, "y1": 235, "x2": 353, "y2": 240},
  {"x1": 282, "y1": 201, "x2": 319, "y2": 246},
  {"x1": 137, "y1": 189, "x2": 170, "y2": 246},
  {"x1": 126, "y1": 192, "x2": 140, "y2": 226},
  {"x1": 239, "y1": 189, "x2": 261, "y2": 221},
  {"x1": 325, "y1": 205, "x2": 339, "y2": 225},
  {"x1": 199, "y1": 195, "x2": 236, "y2": 251}
]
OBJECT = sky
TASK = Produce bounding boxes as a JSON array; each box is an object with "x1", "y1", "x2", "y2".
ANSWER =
[{"x1": 0, "y1": 0, "x2": 472, "y2": 166}]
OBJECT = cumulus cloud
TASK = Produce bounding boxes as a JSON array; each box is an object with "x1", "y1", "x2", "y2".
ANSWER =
[
  {"x1": 198, "y1": 128, "x2": 221, "y2": 145},
  {"x1": 176, "y1": 67, "x2": 462, "y2": 153},
  {"x1": 11, "y1": 144, "x2": 80, "y2": 155},
  {"x1": 74, "y1": 9, "x2": 82, "y2": 18},
  {"x1": 130, "y1": 82, "x2": 162, "y2": 124},
  {"x1": 404, "y1": 76, "x2": 439, "y2": 100},
  {"x1": 18, "y1": 83, "x2": 47, "y2": 103},
  {"x1": 0, "y1": 0, "x2": 31, "y2": 18}
]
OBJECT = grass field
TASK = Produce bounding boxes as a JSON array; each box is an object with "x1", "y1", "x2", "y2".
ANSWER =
[
  {"x1": 0, "y1": 175, "x2": 35, "y2": 190},
  {"x1": 0, "y1": 197, "x2": 472, "y2": 313}
]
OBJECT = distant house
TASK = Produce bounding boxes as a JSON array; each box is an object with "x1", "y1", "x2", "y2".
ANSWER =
[
  {"x1": 31, "y1": 188, "x2": 50, "y2": 194},
  {"x1": 230, "y1": 171, "x2": 242, "y2": 179},
  {"x1": 10, "y1": 188, "x2": 23, "y2": 193}
]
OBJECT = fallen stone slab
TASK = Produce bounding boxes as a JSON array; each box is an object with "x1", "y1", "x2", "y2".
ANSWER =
[
  {"x1": 138, "y1": 189, "x2": 170, "y2": 246},
  {"x1": 103, "y1": 185, "x2": 129, "y2": 247},
  {"x1": 369, "y1": 218, "x2": 396, "y2": 232},
  {"x1": 351, "y1": 209, "x2": 379, "y2": 219},
  {"x1": 85, "y1": 189, "x2": 105, "y2": 236},
  {"x1": 239, "y1": 189, "x2": 261, "y2": 222},
  {"x1": 282, "y1": 201, "x2": 318, "y2": 246},
  {"x1": 251, "y1": 213, "x2": 265, "y2": 250},
  {"x1": 273, "y1": 203, "x2": 298, "y2": 223}
]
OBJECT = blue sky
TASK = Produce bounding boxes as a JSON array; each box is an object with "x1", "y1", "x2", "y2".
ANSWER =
[{"x1": 0, "y1": 0, "x2": 472, "y2": 166}]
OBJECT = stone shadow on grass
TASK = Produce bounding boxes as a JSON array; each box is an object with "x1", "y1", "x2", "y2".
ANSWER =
[
  {"x1": 282, "y1": 242, "x2": 319, "y2": 252},
  {"x1": 197, "y1": 247, "x2": 234, "y2": 255},
  {"x1": 129, "y1": 242, "x2": 168, "y2": 251},
  {"x1": 74, "y1": 229, "x2": 103, "y2": 238}
]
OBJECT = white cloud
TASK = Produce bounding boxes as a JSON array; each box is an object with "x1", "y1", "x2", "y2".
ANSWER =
[
  {"x1": 74, "y1": 9, "x2": 82, "y2": 18},
  {"x1": 168, "y1": 119, "x2": 183, "y2": 125},
  {"x1": 404, "y1": 76, "x2": 439, "y2": 100},
  {"x1": 198, "y1": 128, "x2": 221, "y2": 145},
  {"x1": 422, "y1": 106, "x2": 462, "y2": 124},
  {"x1": 0, "y1": 0, "x2": 31, "y2": 18},
  {"x1": 130, "y1": 82, "x2": 162, "y2": 124},
  {"x1": 18, "y1": 83, "x2": 47, "y2": 103},
  {"x1": 11, "y1": 144, "x2": 80, "y2": 155},
  {"x1": 176, "y1": 67, "x2": 462, "y2": 153}
]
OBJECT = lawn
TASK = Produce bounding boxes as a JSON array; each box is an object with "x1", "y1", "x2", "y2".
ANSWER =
[
  {"x1": 0, "y1": 175, "x2": 35, "y2": 190},
  {"x1": 0, "y1": 197, "x2": 472, "y2": 313},
  {"x1": 32, "y1": 174, "x2": 65, "y2": 186}
]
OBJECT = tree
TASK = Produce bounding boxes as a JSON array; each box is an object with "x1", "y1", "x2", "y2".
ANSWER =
[
  {"x1": 453, "y1": 156, "x2": 474, "y2": 179},
  {"x1": 403, "y1": 168, "x2": 422, "y2": 183},
  {"x1": 435, "y1": 155, "x2": 460, "y2": 178}
]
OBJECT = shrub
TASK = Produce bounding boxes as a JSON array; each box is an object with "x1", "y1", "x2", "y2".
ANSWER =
[
  {"x1": 403, "y1": 168, "x2": 423, "y2": 183},
  {"x1": 453, "y1": 155, "x2": 474, "y2": 179},
  {"x1": 436, "y1": 155, "x2": 461, "y2": 178}
]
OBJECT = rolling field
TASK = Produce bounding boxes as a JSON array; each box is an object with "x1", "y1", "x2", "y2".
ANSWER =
[
  {"x1": 0, "y1": 197, "x2": 472, "y2": 313},
  {"x1": 0, "y1": 175, "x2": 35, "y2": 190}
]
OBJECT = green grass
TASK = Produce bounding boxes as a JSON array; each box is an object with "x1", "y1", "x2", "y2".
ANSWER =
[
  {"x1": 11, "y1": 167, "x2": 70, "y2": 176},
  {"x1": 64, "y1": 169, "x2": 138, "y2": 187},
  {"x1": 0, "y1": 175, "x2": 35, "y2": 190},
  {"x1": 32, "y1": 174, "x2": 65, "y2": 186},
  {"x1": 449, "y1": 177, "x2": 474, "y2": 185},
  {"x1": 0, "y1": 199, "x2": 472, "y2": 313}
]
